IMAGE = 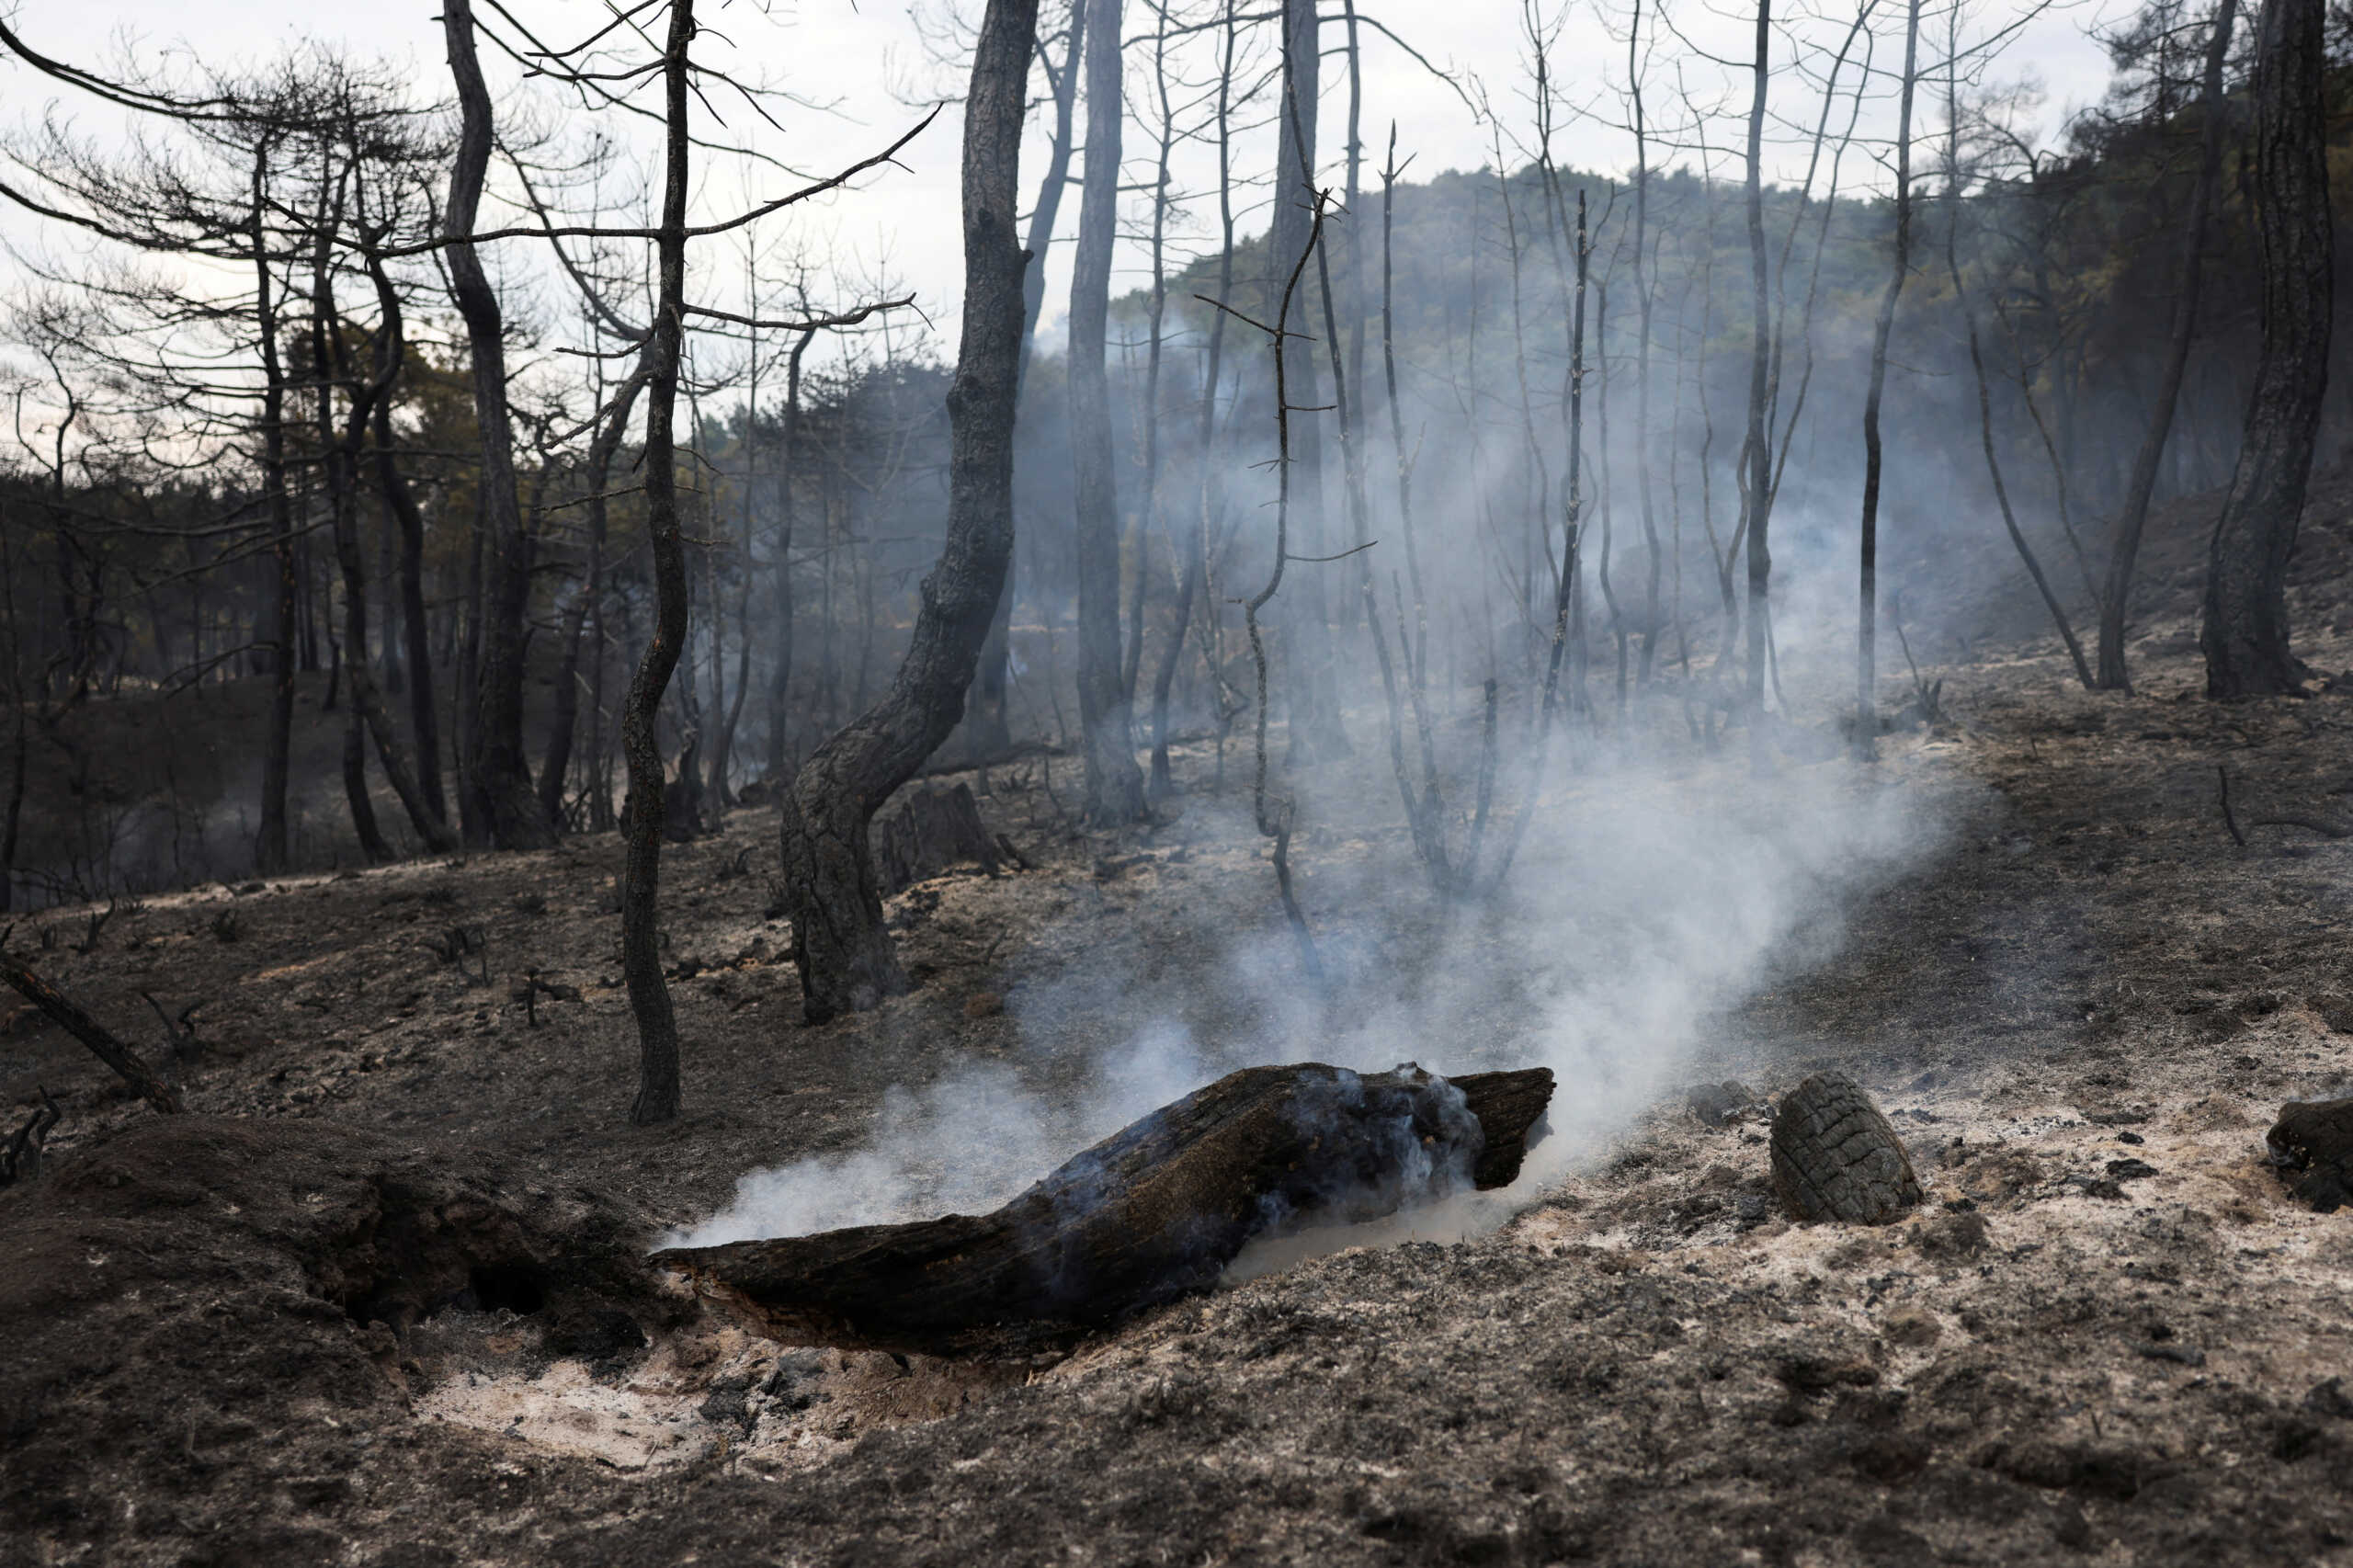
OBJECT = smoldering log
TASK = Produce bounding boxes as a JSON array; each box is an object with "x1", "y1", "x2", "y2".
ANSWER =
[{"x1": 655, "y1": 1062, "x2": 1553, "y2": 1357}]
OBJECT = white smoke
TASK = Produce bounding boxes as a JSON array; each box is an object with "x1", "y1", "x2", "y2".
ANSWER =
[{"x1": 665, "y1": 746, "x2": 1955, "y2": 1251}]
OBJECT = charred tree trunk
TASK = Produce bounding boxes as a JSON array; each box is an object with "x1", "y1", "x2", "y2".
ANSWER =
[
  {"x1": 1738, "y1": 0, "x2": 1774, "y2": 749},
  {"x1": 1273, "y1": 0, "x2": 1346, "y2": 763},
  {"x1": 1855, "y1": 0, "x2": 1919, "y2": 756},
  {"x1": 253, "y1": 142, "x2": 296, "y2": 877},
  {"x1": 1153, "y1": 0, "x2": 1239, "y2": 796},
  {"x1": 656, "y1": 1062, "x2": 1552, "y2": 1357},
  {"x1": 766, "y1": 327, "x2": 816, "y2": 785},
  {"x1": 2097, "y1": 0, "x2": 2238, "y2": 691},
  {"x1": 372, "y1": 397, "x2": 448, "y2": 828},
  {"x1": 619, "y1": 0, "x2": 698, "y2": 1125},
  {"x1": 442, "y1": 0, "x2": 552, "y2": 850},
  {"x1": 1630, "y1": 2, "x2": 1663, "y2": 688},
  {"x1": 543, "y1": 363, "x2": 650, "y2": 828},
  {"x1": 1071, "y1": 0, "x2": 1144, "y2": 826},
  {"x1": 971, "y1": 0, "x2": 1088, "y2": 760},
  {"x1": 2201, "y1": 0, "x2": 2332, "y2": 699},
  {"x1": 0, "y1": 949, "x2": 182, "y2": 1115},
  {"x1": 0, "y1": 540, "x2": 25, "y2": 915},
  {"x1": 329, "y1": 263, "x2": 460, "y2": 855},
  {"x1": 776, "y1": 0, "x2": 1040, "y2": 1022}
]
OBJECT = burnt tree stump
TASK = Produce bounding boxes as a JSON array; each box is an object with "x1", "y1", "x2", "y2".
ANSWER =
[
  {"x1": 871, "y1": 783, "x2": 1000, "y2": 897},
  {"x1": 655, "y1": 1061, "x2": 1553, "y2": 1357},
  {"x1": 1769, "y1": 1073, "x2": 1920, "y2": 1224},
  {"x1": 2269, "y1": 1097, "x2": 2353, "y2": 1211}
]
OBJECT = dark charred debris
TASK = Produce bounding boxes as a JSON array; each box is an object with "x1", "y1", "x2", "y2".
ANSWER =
[
  {"x1": 655, "y1": 1062, "x2": 1555, "y2": 1356},
  {"x1": 2268, "y1": 1096, "x2": 2353, "y2": 1212},
  {"x1": 13, "y1": 1052, "x2": 2353, "y2": 1565}
]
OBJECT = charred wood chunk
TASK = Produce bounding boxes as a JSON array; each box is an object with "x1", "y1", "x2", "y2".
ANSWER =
[
  {"x1": 654, "y1": 1062, "x2": 1553, "y2": 1358},
  {"x1": 871, "y1": 783, "x2": 1000, "y2": 898},
  {"x1": 2268, "y1": 1097, "x2": 2353, "y2": 1211},
  {"x1": 1688, "y1": 1080, "x2": 1759, "y2": 1130},
  {"x1": 1769, "y1": 1073, "x2": 1921, "y2": 1225}
]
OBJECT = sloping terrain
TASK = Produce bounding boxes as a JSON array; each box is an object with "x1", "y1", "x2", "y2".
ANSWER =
[{"x1": 10, "y1": 618, "x2": 2353, "y2": 1565}]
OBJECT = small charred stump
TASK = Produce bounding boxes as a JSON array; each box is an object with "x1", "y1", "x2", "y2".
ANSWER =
[
  {"x1": 2269, "y1": 1097, "x2": 2353, "y2": 1211},
  {"x1": 655, "y1": 1062, "x2": 1553, "y2": 1357},
  {"x1": 870, "y1": 783, "x2": 1000, "y2": 897},
  {"x1": 1770, "y1": 1073, "x2": 1921, "y2": 1225},
  {"x1": 1, "y1": 1088, "x2": 61, "y2": 1188}
]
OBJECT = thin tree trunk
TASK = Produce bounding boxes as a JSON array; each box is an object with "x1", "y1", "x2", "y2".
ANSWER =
[
  {"x1": 777, "y1": 0, "x2": 1040, "y2": 1021},
  {"x1": 253, "y1": 141, "x2": 296, "y2": 876},
  {"x1": 545, "y1": 363, "x2": 652, "y2": 826},
  {"x1": 620, "y1": 0, "x2": 698, "y2": 1126},
  {"x1": 1152, "y1": 0, "x2": 1238, "y2": 796},
  {"x1": 313, "y1": 266, "x2": 447, "y2": 862},
  {"x1": 1071, "y1": 0, "x2": 1144, "y2": 825},
  {"x1": 2096, "y1": 0, "x2": 2238, "y2": 690},
  {"x1": 1120, "y1": 7, "x2": 1178, "y2": 710},
  {"x1": 1738, "y1": 0, "x2": 1774, "y2": 749},
  {"x1": 1273, "y1": 0, "x2": 1346, "y2": 761},
  {"x1": 442, "y1": 0, "x2": 552, "y2": 849},
  {"x1": 372, "y1": 398, "x2": 447, "y2": 827},
  {"x1": 1, "y1": 534, "x2": 28, "y2": 914},
  {"x1": 2203, "y1": 0, "x2": 2333, "y2": 698},
  {"x1": 767, "y1": 327, "x2": 816, "y2": 782},
  {"x1": 1944, "y1": 21, "x2": 2096, "y2": 692},
  {"x1": 1855, "y1": 0, "x2": 1920, "y2": 756}
]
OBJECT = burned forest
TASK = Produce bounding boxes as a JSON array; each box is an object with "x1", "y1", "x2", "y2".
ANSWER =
[{"x1": 11, "y1": 0, "x2": 2353, "y2": 1562}]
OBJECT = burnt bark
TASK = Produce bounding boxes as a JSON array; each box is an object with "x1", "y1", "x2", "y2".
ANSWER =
[
  {"x1": 252, "y1": 140, "x2": 296, "y2": 876},
  {"x1": 2201, "y1": 0, "x2": 2332, "y2": 699},
  {"x1": 0, "y1": 949, "x2": 181, "y2": 1115},
  {"x1": 1855, "y1": 0, "x2": 1919, "y2": 756},
  {"x1": 870, "y1": 782, "x2": 999, "y2": 896},
  {"x1": 1271, "y1": 0, "x2": 1347, "y2": 762},
  {"x1": 654, "y1": 1062, "x2": 1552, "y2": 1356},
  {"x1": 619, "y1": 0, "x2": 697, "y2": 1127},
  {"x1": 776, "y1": 0, "x2": 1039, "y2": 1022},
  {"x1": 1738, "y1": 0, "x2": 1774, "y2": 744},
  {"x1": 441, "y1": 0, "x2": 553, "y2": 849},
  {"x1": 971, "y1": 0, "x2": 1089, "y2": 761},
  {"x1": 372, "y1": 396, "x2": 447, "y2": 828},
  {"x1": 543, "y1": 358, "x2": 653, "y2": 826},
  {"x1": 319, "y1": 209, "x2": 459, "y2": 858},
  {"x1": 2095, "y1": 0, "x2": 2237, "y2": 691},
  {"x1": 1070, "y1": 0, "x2": 1144, "y2": 826},
  {"x1": 765, "y1": 327, "x2": 816, "y2": 785}
]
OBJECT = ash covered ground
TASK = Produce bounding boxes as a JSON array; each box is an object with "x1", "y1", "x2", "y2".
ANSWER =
[{"x1": 12, "y1": 608, "x2": 2353, "y2": 1564}]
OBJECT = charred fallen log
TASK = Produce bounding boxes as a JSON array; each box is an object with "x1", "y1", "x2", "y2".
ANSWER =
[{"x1": 655, "y1": 1062, "x2": 1552, "y2": 1357}]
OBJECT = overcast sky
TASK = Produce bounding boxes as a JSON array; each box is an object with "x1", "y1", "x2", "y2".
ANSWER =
[{"x1": 6, "y1": 0, "x2": 2125, "y2": 369}]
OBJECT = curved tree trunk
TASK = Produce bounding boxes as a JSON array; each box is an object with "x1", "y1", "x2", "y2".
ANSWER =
[
  {"x1": 1071, "y1": 0, "x2": 1144, "y2": 826},
  {"x1": 2096, "y1": 0, "x2": 2238, "y2": 691},
  {"x1": 442, "y1": 0, "x2": 553, "y2": 850},
  {"x1": 779, "y1": 0, "x2": 1040, "y2": 1022},
  {"x1": 1855, "y1": 0, "x2": 1920, "y2": 756},
  {"x1": 2202, "y1": 0, "x2": 2332, "y2": 699}
]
